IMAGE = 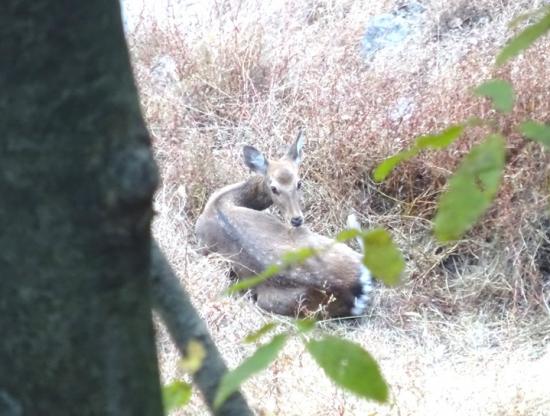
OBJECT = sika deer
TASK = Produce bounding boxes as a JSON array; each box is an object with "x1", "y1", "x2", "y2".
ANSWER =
[{"x1": 195, "y1": 131, "x2": 373, "y2": 317}]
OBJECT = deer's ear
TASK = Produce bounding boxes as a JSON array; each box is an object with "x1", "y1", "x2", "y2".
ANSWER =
[
  {"x1": 243, "y1": 145, "x2": 268, "y2": 174},
  {"x1": 286, "y1": 129, "x2": 305, "y2": 164}
]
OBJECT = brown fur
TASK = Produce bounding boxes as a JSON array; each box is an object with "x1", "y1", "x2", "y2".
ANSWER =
[{"x1": 195, "y1": 137, "x2": 371, "y2": 317}]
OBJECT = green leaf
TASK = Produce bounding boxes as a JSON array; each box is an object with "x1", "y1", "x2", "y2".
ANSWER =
[
  {"x1": 162, "y1": 381, "x2": 192, "y2": 413},
  {"x1": 214, "y1": 334, "x2": 287, "y2": 409},
  {"x1": 507, "y1": 6, "x2": 550, "y2": 29},
  {"x1": 179, "y1": 340, "x2": 206, "y2": 374},
  {"x1": 295, "y1": 318, "x2": 316, "y2": 333},
  {"x1": 362, "y1": 229, "x2": 404, "y2": 286},
  {"x1": 244, "y1": 322, "x2": 279, "y2": 343},
  {"x1": 373, "y1": 125, "x2": 465, "y2": 182},
  {"x1": 306, "y1": 336, "x2": 388, "y2": 403},
  {"x1": 373, "y1": 148, "x2": 419, "y2": 182},
  {"x1": 465, "y1": 116, "x2": 486, "y2": 128},
  {"x1": 474, "y1": 79, "x2": 515, "y2": 113},
  {"x1": 434, "y1": 134, "x2": 505, "y2": 242},
  {"x1": 335, "y1": 228, "x2": 361, "y2": 242},
  {"x1": 226, "y1": 247, "x2": 318, "y2": 294},
  {"x1": 280, "y1": 247, "x2": 317, "y2": 264},
  {"x1": 520, "y1": 120, "x2": 550, "y2": 149},
  {"x1": 225, "y1": 264, "x2": 281, "y2": 294},
  {"x1": 415, "y1": 124, "x2": 465, "y2": 149},
  {"x1": 496, "y1": 9, "x2": 550, "y2": 66}
]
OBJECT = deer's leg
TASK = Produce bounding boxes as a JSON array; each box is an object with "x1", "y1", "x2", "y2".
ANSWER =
[
  {"x1": 254, "y1": 286, "x2": 315, "y2": 317},
  {"x1": 226, "y1": 267, "x2": 238, "y2": 282}
]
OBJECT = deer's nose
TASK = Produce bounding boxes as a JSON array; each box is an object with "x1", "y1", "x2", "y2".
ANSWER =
[{"x1": 291, "y1": 216, "x2": 303, "y2": 227}]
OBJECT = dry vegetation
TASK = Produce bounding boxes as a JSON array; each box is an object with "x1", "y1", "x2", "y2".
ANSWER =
[{"x1": 123, "y1": 0, "x2": 550, "y2": 414}]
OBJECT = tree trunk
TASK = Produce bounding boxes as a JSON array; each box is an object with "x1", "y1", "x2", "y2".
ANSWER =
[{"x1": 0, "y1": 1, "x2": 163, "y2": 415}]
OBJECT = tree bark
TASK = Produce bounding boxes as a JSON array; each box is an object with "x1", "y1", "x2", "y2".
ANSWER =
[{"x1": 0, "y1": 2, "x2": 163, "y2": 415}]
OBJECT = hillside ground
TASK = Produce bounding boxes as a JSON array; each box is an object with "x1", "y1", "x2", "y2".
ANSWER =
[{"x1": 123, "y1": 0, "x2": 550, "y2": 414}]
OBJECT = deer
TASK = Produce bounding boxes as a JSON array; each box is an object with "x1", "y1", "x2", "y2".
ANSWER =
[{"x1": 195, "y1": 131, "x2": 373, "y2": 318}]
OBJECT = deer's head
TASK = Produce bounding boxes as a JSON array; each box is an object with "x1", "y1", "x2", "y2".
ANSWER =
[{"x1": 243, "y1": 130, "x2": 305, "y2": 227}]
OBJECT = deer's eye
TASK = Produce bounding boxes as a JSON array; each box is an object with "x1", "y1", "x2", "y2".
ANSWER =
[
  {"x1": 270, "y1": 186, "x2": 280, "y2": 195},
  {"x1": 297, "y1": 180, "x2": 303, "y2": 190}
]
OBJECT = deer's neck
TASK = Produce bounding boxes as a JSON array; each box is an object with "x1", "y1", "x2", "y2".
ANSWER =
[{"x1": 222, "y1": 175, "x2": 273, "y2": 211}]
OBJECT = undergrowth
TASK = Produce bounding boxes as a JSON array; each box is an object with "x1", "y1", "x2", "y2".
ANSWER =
[
  {"x1": 123, "y1": 1, "x2": 550, "y2": 413},
  {"x1": 127, "y1": 0, "x2": 550, "y2": 321}
]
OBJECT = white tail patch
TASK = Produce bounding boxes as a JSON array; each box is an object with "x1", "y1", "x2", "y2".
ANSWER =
[
  {"x1": 347, "y1": 213, "x2": 373, "y2": 316},
  {"x1": 351, "y1": 265, "x2": 373, "y2": 316}
]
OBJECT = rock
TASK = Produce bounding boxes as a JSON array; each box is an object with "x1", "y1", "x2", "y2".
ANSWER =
[{"x1": 361, "y1": 1, "x2": 426, "y2": 60}]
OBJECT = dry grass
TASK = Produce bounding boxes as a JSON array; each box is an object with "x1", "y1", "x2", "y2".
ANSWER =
[{"x1": 123, "y1": 0, "x2": 550, "y2": 414}]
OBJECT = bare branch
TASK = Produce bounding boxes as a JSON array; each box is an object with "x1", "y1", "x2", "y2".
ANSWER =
[{"x1": 150, "y1": 242, "x2": 253, "y2": 416}]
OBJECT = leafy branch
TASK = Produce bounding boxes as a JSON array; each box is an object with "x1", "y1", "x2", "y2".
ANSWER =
[
  {"x1": 214, "y1": 318, "x2": 389, "y2": 410},
  {"x1": 374, "y1": 5, "x2": 550, "y2": 242},
  {"x1": 207, "y1": 224, "x2": 404, "y2": 410}
]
